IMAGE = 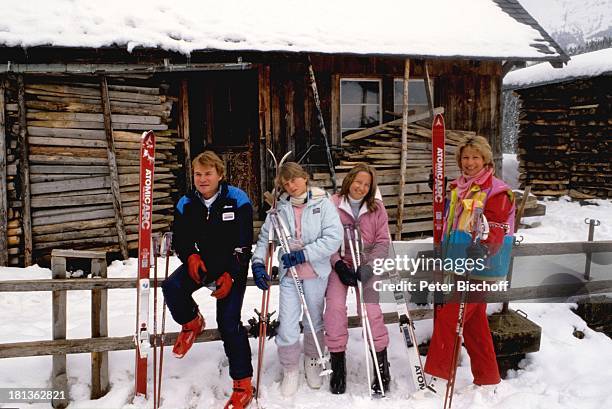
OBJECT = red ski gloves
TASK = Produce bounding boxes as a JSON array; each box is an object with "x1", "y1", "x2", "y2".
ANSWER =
[
  {"x1": 212, "y1": 272, "x2": 233, "y2": 300},
  {"x1": 187, "y1": 254, "x2": 207, "y2": 284}
]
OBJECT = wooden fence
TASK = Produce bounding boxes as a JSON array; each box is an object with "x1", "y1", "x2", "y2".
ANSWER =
[{"x1": 0, "y1": 240, "x2": 610, "y2": 406}]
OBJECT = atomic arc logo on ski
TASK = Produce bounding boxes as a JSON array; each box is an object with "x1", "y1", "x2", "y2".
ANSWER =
[
  {"x1": 434, "y1": 147, "x2": 445, "y2": 204},
  {"x1": 141, "y1": 168, "x2": 153, "y2": 230}
]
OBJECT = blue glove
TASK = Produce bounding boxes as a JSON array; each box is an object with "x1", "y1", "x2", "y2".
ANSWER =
[
  {"x1": 252, "y1": 263, "x2": 270, "y2": 290},
  {"x1": 281, "y1": 250, "x2": 306, "y2": 269}
]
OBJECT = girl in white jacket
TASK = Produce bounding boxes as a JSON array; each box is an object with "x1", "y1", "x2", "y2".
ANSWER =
[{"x1": 251, "y1": 162, "x2": 343, "y2": 397}]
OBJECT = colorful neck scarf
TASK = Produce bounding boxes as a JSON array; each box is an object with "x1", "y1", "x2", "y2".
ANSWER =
[{"x1": 455, "y1": 167, "x2": 493, "y2": 200}]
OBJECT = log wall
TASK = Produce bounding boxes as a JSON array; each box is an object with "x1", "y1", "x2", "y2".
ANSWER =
[
  {"x1": 515, "y1": 76, "x2": 612, "y2": 199},
  {"x1": 3, "y1": 75, "x2": 182, "y2": 266}
]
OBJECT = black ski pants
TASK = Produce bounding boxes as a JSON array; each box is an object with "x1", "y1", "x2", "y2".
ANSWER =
[{"x1": 162, "y1": 263, "x2": 253, "y2": 380}]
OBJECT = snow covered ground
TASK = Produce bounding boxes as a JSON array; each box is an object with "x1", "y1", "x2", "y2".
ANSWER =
[{"x1": 1, "y1": 158, "x2": 611, "y2": 408}]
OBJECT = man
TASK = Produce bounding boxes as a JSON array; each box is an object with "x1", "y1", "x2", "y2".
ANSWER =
[{"x1": 162, "y1": 151, "x2": 254, "y2": 408}]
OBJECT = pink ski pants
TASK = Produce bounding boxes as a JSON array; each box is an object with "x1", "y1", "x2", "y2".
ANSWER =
[{"x1": 324, "y1": 270, "x2": 389, "y2": 353}]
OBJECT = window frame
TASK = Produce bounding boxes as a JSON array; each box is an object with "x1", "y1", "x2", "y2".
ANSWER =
[
  {"x1": 339, "y1": 77, "x2": 383, "y2": 140},
  {"x1": 393, "y1": 78, "x2": 432, "y2": 116}
]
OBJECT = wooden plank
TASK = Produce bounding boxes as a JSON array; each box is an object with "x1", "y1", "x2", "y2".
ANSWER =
[
  {"x1": 343, "y1": 107, "x2": 444, "y2": 142},
  {"x1": 18, "y1": 75, "x2": 33, "y2": 266},
  {"x1": 424, "y1": 60, "x2": 435, "y2": 118},
  {"x1": 178, "y1": 79, "x2": 192, "y2": 190},
  {"x1": 30, "y1": 164, "x2": 111, "y2": 174},
  {"x1": 27, "y1": 111, "x2": 162, "y2": 125},
  {"x1": 90, "y1": 257, "x2": 109, "y2": 399},
  {"x1": 258, "y1": 64, "x2": 271, "y2": 209},
  {"x1": 396, "y1": 59, "x2": 410, "y2": 240},
  {"x1": 31, "y1": 190, "x2": 170, "y2": 208},
  {"x1": 28, "y1": 126, "x2": 106, "y2": 139},
  {"x1": 27, "y1": 84, "x2": 164, "y2": 104},
  {"x1": 25, "y1": 100, "x2": 170, "y2": 118},
  {"x1": 100, "y1": 76, "x2": 129, "y2": 259},
  {"x1": 26, "y1": 120, "x2": 168, "y2": 131},
  {"x1": 514, "y1": 185, "x2": 532, "y2": 232},
  {"x1": 0, "y1": 309, "x2": 431, "y2": 359},
  {"x1": 51, "y1": 249, "x2": 108, "y2": 259},
  {"x1": 0, "y1": 81, "x2": 7, "y2": 266},
  {"x1": 30, "y1": 174, "x2": 164, "y2": 195},
  {"x1": 389, "y1": 219, "x2": 432, "y2": 235},
  {"x1": 51, "y1": 255, "x2": 69, "y2": 408}
]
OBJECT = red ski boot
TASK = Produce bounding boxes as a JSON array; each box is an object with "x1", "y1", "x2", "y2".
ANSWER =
[
  {"x1": 224, "y1": 377, "x2": 254, "y2": 409},
  {"x1": 172, "y1": 312, "x2": 205, "y2": 358}
]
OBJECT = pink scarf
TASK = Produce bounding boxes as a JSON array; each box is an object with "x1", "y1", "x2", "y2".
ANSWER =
[{"x1": 454, "y1": 167, "x2": 493, "y2": 200}]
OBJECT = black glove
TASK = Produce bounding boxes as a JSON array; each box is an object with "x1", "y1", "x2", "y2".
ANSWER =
[
  {"x1": 466, "y1": 242, "x2": 488, "y2": 261},
  {"x1": 335, "y1": 260, "x2": 357, "y2": 287},
  {"x1": 356, "y1": 264, "x2": 374, "y2": 283}
]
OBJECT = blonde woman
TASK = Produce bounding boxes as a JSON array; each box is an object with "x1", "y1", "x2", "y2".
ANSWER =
[
  {"x1": 251, "y1": 162, "x2": 343, "y2": 396},
  {"x1": 417, "y1": 135, "x2": 515, "y2": 398}
]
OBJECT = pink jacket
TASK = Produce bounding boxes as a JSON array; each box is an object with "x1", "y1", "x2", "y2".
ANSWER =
[{"x1": 330, "y1": 193, "x2": 390, "y2": 268}]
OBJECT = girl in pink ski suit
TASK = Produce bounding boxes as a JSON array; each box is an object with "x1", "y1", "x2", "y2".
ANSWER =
[{"x1": 324, "y1": 163, "x2": 391, "y2": 395}]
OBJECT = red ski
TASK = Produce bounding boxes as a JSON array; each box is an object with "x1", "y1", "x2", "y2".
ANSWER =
[
  {"x1": 432, "y1": 114, "x2": 445, "y2": 246},
  {"x1": 135, "y1": 130, "x2": 156, "y2": 398}
]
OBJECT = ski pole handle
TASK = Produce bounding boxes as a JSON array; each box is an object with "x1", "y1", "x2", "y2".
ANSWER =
[
  {"x1": 160, "y1": 232, "x2": 173, "y2": 258},
  {"x1": 152, "y1": 233, "x2": 161, "y2": 258}
]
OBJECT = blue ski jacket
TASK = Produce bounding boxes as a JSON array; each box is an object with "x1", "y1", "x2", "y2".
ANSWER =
[{"x1": 172, "y1": 182, "x2": 253, "y2": 284}]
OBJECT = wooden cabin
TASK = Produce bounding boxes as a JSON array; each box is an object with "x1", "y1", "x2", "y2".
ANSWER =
[
  {"x1": 504, "y1": 48, "x2": 612, "y2": 200},
  {"x1": 0, "y1": 0, "x2": 567, "y2": 267}
]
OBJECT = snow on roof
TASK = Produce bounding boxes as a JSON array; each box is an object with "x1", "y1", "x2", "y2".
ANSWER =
[
  {"x1": 0, "y1": 0, "x2": 564, "y2": 61},
  {"x1": 504, "y1": 48, "x2": 612, "y2": 89}
]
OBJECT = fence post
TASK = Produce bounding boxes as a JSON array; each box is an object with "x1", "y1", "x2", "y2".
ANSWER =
[
  {"x1": 51, "y1": 251, "x2": 69, "y2": 409},
  {"x1": 90, "y1": 255, "x2": 109, "y2": 399},
  {"x1": 584, "y1": 218, "x2": 601, "y2": 280},
  {"x1": 502, "y1": 236, "x2": 522, "y2": 314}
]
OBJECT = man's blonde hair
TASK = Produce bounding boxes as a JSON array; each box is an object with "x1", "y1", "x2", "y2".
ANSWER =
[
  {"x1": 455, "y1": 135, "x2": 494, "y2": 169},
  {"x1": 192, "y1": 151, "x2": 225, "y2": 179}
]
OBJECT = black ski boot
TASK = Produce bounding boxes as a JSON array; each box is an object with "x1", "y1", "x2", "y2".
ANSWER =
[
  {"x1": 371, "y1": 348, "x2": 391, "y2": 395},
  {"x1": 329, "y1": 351, "x2": 346, "y2": 394}
]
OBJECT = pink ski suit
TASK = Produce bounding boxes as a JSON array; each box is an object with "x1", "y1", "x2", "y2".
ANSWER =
[{"x1": 324, "y1": 193, "x2": 390, "y2": 353}]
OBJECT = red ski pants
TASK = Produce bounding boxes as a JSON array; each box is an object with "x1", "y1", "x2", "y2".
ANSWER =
[{"x1": 424, "y1": 303, "x2": 500, "y2": 385}]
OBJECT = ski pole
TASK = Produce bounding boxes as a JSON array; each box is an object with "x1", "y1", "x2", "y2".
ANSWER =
[
  {"x1": 152, "y1": 233, "x2": 160, "y2": 409},
  {"x1": 271, "y1": 212, "x2": 331, "y2": 375},
  {"x1": 354, "y1": 228, "x2": 385, "y2": 397},
  {"x1": 347, "y1": 226, "x2": 385, "y2": 397},
  {"x1": 443, "y1": 207, "x2": 487, "y2": 409},
  {"x1": 157, "y1": 231, "x2": 173, "y2": 409},
  {"x1": 255, "y1": 228, "x2": 274, "y2": 400}
]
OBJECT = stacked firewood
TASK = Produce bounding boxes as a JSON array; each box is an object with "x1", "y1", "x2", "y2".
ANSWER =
[
  {"x1": 516, "y1": 79, "x2": 611, "y2": 199},
  {"x1": 312, "y1": 114, "x2": 473, "y2": 238},
  {"x1": 567, "y1": 94, "x2": 612, "y2": 199},
  {"x1": 517, "y1": 98, "x2": 571, "y2": 197},
  {"x1": 4, "y1": 77, "x2": 181, "y2": 265}
]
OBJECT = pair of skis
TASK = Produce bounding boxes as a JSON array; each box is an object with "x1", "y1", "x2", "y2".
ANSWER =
[
  {"x1": 382, "y1": 113, "x2": 446, "y2": 393},
  {"x1": 134, "y1": 130, "x2": 173, "y2": 409}
]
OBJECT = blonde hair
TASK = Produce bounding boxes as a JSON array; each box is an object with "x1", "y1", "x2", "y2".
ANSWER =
[
  {"x1": 339, "y1": 163, "x2": 378, "y2": 213},
  {"x1": 276, "y1": 162, "x2": 309, "y2": 192},
  {"x1": 192, "y1": 151, "x2": 225, "y2": 179},
  {"x1": 455, "y1": 135, "x2": 494, "y2": 170}
]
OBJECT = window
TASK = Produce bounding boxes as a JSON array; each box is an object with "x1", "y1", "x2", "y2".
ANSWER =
[
  {"x1": 393, "y1": 79, "x2": 431, "y2": 116},
  {"x1": 340, "y1": 79, "x2": 382, "y2": 138}
]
